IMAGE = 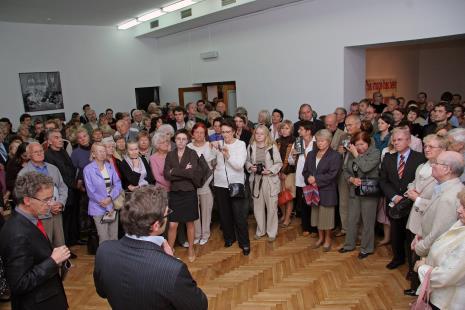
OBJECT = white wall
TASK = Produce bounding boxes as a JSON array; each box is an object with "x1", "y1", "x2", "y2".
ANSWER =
[
  {"x1": 0, "y1": 22, "x2": 160, "y2": 128},
  {"x1": 156, "y1": 0, "x2": 465, "y2": 122}
]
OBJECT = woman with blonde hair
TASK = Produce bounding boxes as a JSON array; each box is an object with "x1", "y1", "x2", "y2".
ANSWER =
[
  {"x1": 255, "y1": 110, "x2": 271, "y2": 128},
  {"x1": 246, "y1": 125, "x2": 282, "y2": 242}
]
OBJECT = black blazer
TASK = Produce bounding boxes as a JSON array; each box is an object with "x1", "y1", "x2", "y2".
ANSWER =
[
  {"x1": 379, "y1": 150, "x2": 426, "y2": 202},
  {"x1": 302, "y1": 148, "x2": 342, "y2": 206},
  {"x1": 164, "y1": 147, "x2": 200, "y2": 192},
  {"x1": 0, "y1": 213, "x2": 67, "y2": 310},
  {"x1": 45, "y1": 148, "x2": 77, "y2": 189},
  {"x1": 94, "y1": 236, "x2": 208, "y2": 310},
  {"x1": 117, "y1": 156, "x2": 155, "y2": 190}
]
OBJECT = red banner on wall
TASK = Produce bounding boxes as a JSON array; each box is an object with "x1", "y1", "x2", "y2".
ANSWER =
[{"x1": 365, "y1": 78, "x2": 397, "y2": 98}]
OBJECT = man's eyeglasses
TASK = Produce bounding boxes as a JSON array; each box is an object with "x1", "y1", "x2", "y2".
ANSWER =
[
  {"x1": 30, "y1": 196, "x2": 56, "y2": 205},
  {"x1": 430, "y1": 160, "x2": 449, "y2": 167}
]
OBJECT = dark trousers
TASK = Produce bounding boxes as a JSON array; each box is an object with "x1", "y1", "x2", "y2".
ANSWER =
[
  {"x1": 213, "y1": 186, "x2": 250, "y2": 248},
  {"x1": 296, "y1": 186, "x2": 317, "y2": 233},
  {"x1": 63, "y1": 188, "x2": 80, "y2": 245},
  {"x1": 390, "y1": 215, "x2": 408, "y2": 263},
  {"x1": 406, "y1": 230, "x2": 420, "y2": 290}
]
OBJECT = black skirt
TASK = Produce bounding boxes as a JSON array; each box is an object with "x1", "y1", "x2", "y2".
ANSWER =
[{"x1": 168, "y1": 190, "x2": 199, "y2": 223}]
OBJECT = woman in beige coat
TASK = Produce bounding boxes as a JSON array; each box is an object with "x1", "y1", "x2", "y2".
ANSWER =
[
  {"x1": 246, "y1": 125, "x2": 282, "y2": 242},
  {"x1": 404, "y1": 134, "x2": 447, "y2": 294}
]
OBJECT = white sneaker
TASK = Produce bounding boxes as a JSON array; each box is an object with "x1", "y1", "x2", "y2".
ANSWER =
[
  {"x1": 199, "y1": 238, "x2": 209, "y2": 245},
  {"x1": 194, "y1": 239, "x2": 200, "y2": 245},
  {"x1": 182, "y1": 241, "x2": 189, "y2": 248}
]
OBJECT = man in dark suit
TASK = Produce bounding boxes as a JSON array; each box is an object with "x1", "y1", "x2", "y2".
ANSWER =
[
  {"x1": 380, "y1": 128, "x2": 426, "y2": 270},
  {"x1": 0, "y1": 172, "x2": 70, "y2": 310},
  {"x1": 94, "y1": 186, "x2": 207, "y2": 310},
  {"x1": 293, "y1": 103, "x2": 325, "y2": 137}
]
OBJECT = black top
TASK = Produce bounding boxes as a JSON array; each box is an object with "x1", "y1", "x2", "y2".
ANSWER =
[{"x1": 45, "y1": 148, "x2": 77, "y2": 189}]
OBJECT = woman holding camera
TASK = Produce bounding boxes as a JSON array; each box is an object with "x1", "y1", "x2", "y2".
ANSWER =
[
  {"x1": 246, "y1": 125, "x2": 282, "y2": 242},
  {"x1": 339, "y1": 131, "x2": 381, "y2": 258}
]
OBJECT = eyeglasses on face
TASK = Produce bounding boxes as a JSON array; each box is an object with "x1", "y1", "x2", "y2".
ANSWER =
[{"x1": 30, "y1": 196, "x2": 56, "y2": 205}]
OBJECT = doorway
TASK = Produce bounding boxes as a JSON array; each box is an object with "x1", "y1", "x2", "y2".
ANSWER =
[
  {"x1": 135, "y1": 87, "x2": 159, "y2": 111},
  {"x1": 178, "y1": 81, "x2": 236, "y2": 113}
]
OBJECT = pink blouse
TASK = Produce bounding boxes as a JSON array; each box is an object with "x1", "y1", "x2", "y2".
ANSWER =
[{"x1": 149, "y1": 153, "x2": 170, "y2": 191}]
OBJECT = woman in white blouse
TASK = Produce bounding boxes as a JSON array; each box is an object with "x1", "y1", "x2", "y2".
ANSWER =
[
  {"x1": 414, "y1": 188, "x2": 465, "y2": 310},
  {"x1": 211, "y1": 119, "x2": 250, "y2": 256}
]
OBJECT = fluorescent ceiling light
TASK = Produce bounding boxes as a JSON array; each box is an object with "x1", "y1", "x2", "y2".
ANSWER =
[
  {"x1": 162, "y1": 0, "x2": 196, "y2": 13},
  {"x1": 137, "y1": 9, "x2": 165, "y2": 22},
  {"x1": 117, "y1": 19, "x2": 141, "y2": 30}
]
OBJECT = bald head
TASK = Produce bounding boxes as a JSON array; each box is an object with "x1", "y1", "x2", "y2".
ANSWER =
[
  {"x1": 324, "y1": 114, "x2": 338, "y2": 133},
  {"x1": 440, "y1": 151, "x2": 465, "y2": 178},
  {"x1": 345, "y1": 115, "x2": 361, "y2": 135}
]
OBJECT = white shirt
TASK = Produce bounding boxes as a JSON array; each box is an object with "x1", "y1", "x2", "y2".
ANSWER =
[
  {"x1": 213, "y1": 139, "x2": 247, "y2": 188},
  {"x1": 293, "y1": 137, "x2": 315, "y2": 187},
  {"x1": 269, "y1": 124, "x2": 280, "y2": 141}
]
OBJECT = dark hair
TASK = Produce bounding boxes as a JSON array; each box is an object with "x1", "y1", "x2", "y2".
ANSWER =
[
  {"x1": 149, "y1": 117, "x2": 163, "y2": 134},
  {"x1": 298, "y1": 120, "x2": 313, "y2": 133},
  {"x1": 191, "y1": 122, "x2": 208, "y2": 140},
  {"x1": 14, "y1": 142, "x2": 29, "y2": 165},
  {"x1": 453, "y1": 93, "x2": 462, "y2": 100},
  {"x1": 82, "y1": 104, "x2": 90, "y2": 110},
  {"x1": 196, "y1": 99, "x2": 205, "y2": 105},
  {"x1": 408, "y1": 106, "x2": 420, "y2": 116},
  {"x1": 406, "y1": 100, "x2": 418, "y2": 108},
  {"x1": 379, "y1": 112, "x2": 394, "y2": 130},
  {"x1": 120, "y1": 186, "x2": 168, "y2": 237},
  {"x1": 213, "y1": 117, "x2": 223, "y2": 126},
  {"x1": 115, "y1": 112, "x2": 124, "y2": 121},
  {"x1": 106, "y1": 108, "x2": 113, "y2": 113},
  {"x1": 440, "y1": 91, "x2": 453, "y2": 103},
  {"x1": 393, "y1": 107, "x2": 407, "y2": 116},
  {"x1": 220, "y1": 118, "x2": 237, "y2": 132},
  {"x1": 360, "y1": 120, "x2": 374, "y2": 135},
  {"x1": 350, "y1": 130, "x2": 372, "y2": 146},
  {"x1": 173, "y1": 106, "x2": 186, "y2": 114},
  {"x1": 272, "y1": 109, "x2": 284, "y2": 121},
  {"x1": 418, "y1": 92, "x2": 427, "y2": 98},
  {"x1": 174, "y1": 128, "x2": 191, "y2": 140},
  {"x1": 435, "y1": 101, "x2": 453, "y2": 113},
  {"x1": 19, "y1": 113, "x2": 31, "y2": 123},
  {"x1": 234, "y1": 113, "x2": 247, "y2": 124}
]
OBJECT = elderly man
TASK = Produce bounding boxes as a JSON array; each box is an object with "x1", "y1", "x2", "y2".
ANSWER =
[
  {"x1": 447, "y1": 128, "x2": 465, "y2": 183},
  {"x1": 380, "y1": 128, "x2": 426, "y2": 270},
  {"x1": 83, "y1": 109, "x2": 98, "y2": 135},
  {"x1": 334, "y1": 107, "x2": 347, "y2": 130},
  {"x1": 293, "y1": 104, "x2": 325, "y2": 137},
  {"x1": 131, "y1": 110, "x2": 144, "y2": 131},
  {"x1": 325, "y1": 113, "x2": 348, "y2": 152},
  {"x1": 19, "y1": 142, "x2": 68, "y2": 248},
  {"x1": 115, "y1": 119, "x2": 138, "y2": 142},
  {"x1": 94, "y1": 186, "x2": 207, "y2": 310},
  {"x1": 0, "y1": 172, "x2": 70, "y2": 310},
  {"x1": 45, "y1": 129, "x2": 79, "y2": 248},
  {"x1": 413, "y1": 151, "x2": 465, "y2": 258}
]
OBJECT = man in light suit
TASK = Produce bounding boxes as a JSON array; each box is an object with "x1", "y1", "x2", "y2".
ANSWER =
[
  {"x1": 380, "y1": 127, "x2": 426, "y2": 270},
  {"x1": 94, "y1": 186, "x2": 207, "y2": 310},
  {"x1": 413, "y1": 151, "x2": 465, "y2": 257},
  {"x1": 115, "y1": 119, "x2": 138, "y2": 142}
]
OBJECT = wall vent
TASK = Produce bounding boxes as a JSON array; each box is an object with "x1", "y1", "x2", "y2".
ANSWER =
[
  {"x1": 181, "y1": 8, "x2": 192, "y2": 19},
  {"x1": 150, "y1": 20, "x2": 159, "y2": 28},
  {"x1": 222, "y1": 0, "x2": 236, "y2": 6}
]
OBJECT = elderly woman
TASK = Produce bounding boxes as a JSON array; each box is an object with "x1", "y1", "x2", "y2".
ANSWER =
[
  {"x1": 255, "y1": 110, "x2": 271, "y2": 128},
  {"x1": 302, "y1": 129, "x2": 341, "y2": 251},
  {"x1": 156, "y1": 124, "x2": 176, "y2": 151},
  {"x1": 113, "y1": 134, "x2": 126, "y2": 161},
  {"x1": 414, "y1": 189, "x2": 465, "y2": 310},
  {"x1": 187, "y1": 123, "x2": 215, "y2": 245},
  {"x1": 137, "y1": 131, "x2": 154, "y2": 162},
  {"x1": 164, "y1": 129, "x2": 200, "y2": 262},
  {"x1": 403, "y1": 134, "x2": 447, "y2": 295},
  {"x1": 83, "y1": 142, "x2": 122, "y2": 243},
  {"x1": 150, "y1": 132, "x2": 171, "y2": 192},
  {"x1": 339, "y1": 131, "x2": 381, "y2": 258},
  {"x1": 212, "y1": 119, "x2": 250, "y2": 255},
  {"x1": 117, "y1": 141, "x2": 154, "y2": 192},
  {"x1": 246, "y1": 125, "x2": 282, "y2": 242}
]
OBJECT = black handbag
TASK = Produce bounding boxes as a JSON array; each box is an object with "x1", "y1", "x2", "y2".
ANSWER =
[
  {"x1": 355, "y1": 178, "x2": 380, "y2": 197},
  {"x1": 388, "y1": 197, "x2": 413, "y2": 219},
  {"x1": 224, "y1": 157, "x2": 245, "y2": 198},
  {"x1": 352, "y1": 162, "x2": 380, "y2": 197}
]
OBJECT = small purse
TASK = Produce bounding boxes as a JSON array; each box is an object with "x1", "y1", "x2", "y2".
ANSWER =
[
  {"x1": 389, "y1": 197, "x2": 413, "y2": 219},
  {"x1": 112, "y1": 190, "x2": 125, "y2": 210},
  {"x1": 100, "y1": 210, "x2": 116, "y2": 224},
  {"x1": 355, "y1": 178, "x2": 380, "y2": 197},
  {"x1": 224, "y1": 156, "x2": 245, "y2": 198},
  {"x1": 410, "y1": 267, "x2": 433, "y2": 310}
]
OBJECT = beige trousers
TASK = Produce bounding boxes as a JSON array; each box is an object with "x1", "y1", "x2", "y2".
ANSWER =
[
  {"x1": 41, "y1": 213, "x2": 65, "y2": 247},
  {"x1": 253, "y1": 179, "x2": 279, "y2": 238},
  {"x1": 194, "y1": 189, "x2": 214, "y2": 241}
]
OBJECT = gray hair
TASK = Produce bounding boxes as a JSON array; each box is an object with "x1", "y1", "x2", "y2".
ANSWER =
[
  {"x1": 15, "y1": 171, "x2": 54, "y2": 205},
  {"x1": 443, "y1": 152, "x2": 465, "y2": 177},
  {"x1": 314, "y1": 129, "x2": 333, "y2": 143},
  {"x1": 235, "y1": 106, "x2": 248, "y2": 116},
  {"x1": 447, "y1": 128, "x2": 465, "y2": 145},
  {"x1": 26, "y1": 141, "x2": 42, "y2": 155},
  {"x1": 423, "y1": 134, "x2": 448, "y2": 150},
  {"x1": 152, "y1": 132, "x2": 170, "y2": 148},
  {"x1": 157, "y1": 124, "x2": 175, "y2": 138}
]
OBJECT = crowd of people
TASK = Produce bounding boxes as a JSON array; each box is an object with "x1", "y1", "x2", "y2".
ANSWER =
[{"x1": 0, "y1": 90, "x2": 464, "y2": 309}]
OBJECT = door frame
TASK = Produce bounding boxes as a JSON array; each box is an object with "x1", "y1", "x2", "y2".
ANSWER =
[{"x1": 178, "y1": 86, "x2": 205, "y2": 107}]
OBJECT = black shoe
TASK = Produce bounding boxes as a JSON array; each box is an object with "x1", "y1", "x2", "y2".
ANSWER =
[
  {"x1": 338, "y1": 248, "x2": 353, "y2": 253},
  {"x1": 76, "y1": 239, "x2": 88, "y2": 245},
  {"x1": 357, "y1": 252, "x2": 371, "y2": 259},
  {"x1": 224, "y1": 240, "x2": 234, "y2": 248},
  {"x1": 386, "y1": 260, "x2": 404, "y2": 270},
  {"x1": 242, "y1": 247, "x2": 250, "y2": 256},
  {"x1": 404, "y1": 289, "x2": 417, "y2": 296},
  {"x1": 70, "y1": 252, "x2": 78, "y2": 259}
]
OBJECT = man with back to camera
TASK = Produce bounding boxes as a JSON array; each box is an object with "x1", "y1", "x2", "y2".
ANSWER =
[
  {"x1": 93, "y1": 186, "x2": 208, "y2": 310},
  {"x1": 0, "y1": 172, "x2": 70, "y2": 310}
]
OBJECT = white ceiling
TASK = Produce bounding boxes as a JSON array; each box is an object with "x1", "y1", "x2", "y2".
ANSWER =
[{"x1": 0, "y1": 0, "x2": 173, "y2": 26}]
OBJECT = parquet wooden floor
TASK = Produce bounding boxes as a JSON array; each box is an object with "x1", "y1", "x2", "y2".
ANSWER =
[{"x1": 0, "y1": 217, "x2": 415, "y2": 309}]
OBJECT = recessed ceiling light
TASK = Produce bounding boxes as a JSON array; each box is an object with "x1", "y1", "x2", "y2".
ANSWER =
[
  {"x1": 137, "y1": 9, "x2": 165, "y2": 22},
  {"x1": 162, "y1": 0, "x2": 196, "y2": 13},
  {"x1": 117, "y1": 19, "x2": 141, "y2": 30}
]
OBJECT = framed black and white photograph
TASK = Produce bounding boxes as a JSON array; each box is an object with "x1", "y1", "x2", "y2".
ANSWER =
[{"x1": 19, "y1": 71, "x2": 64, "y2": 112}]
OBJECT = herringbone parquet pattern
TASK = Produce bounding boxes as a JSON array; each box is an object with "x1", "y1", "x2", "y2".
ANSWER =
[{"x1": 0, "y1": 217, "x2": 415, "y2": 309}]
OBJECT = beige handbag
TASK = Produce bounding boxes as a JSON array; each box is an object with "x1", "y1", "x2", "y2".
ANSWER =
[{"x1": 112, "y1": 190, "x2": 125, "y2": 210}]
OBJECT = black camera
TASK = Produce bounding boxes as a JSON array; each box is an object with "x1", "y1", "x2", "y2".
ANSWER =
[{"x1": 255, "y1": 163, "x2": 264, "y2": 175}]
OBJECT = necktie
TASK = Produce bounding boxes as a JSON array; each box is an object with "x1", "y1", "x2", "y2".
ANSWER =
[
  {"x1": 0, "y1": 144, "x2": 7, "y2": 162},
  {"x1": 398, "y1": 154, "x2": 405, "y2": 179},
  {"x1": 37, "y1": 219, "x2": 48, "y2": 239}
]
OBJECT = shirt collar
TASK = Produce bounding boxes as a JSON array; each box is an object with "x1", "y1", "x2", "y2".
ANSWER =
[
  {"x1": 125, "y1": 233, "x2": 165, "y2": 247},
  {"x1": 15, "y1": 206, "x2": 38, "y2": 225}
]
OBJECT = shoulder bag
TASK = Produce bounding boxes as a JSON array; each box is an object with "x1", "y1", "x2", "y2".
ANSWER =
[{"x1": 224, "y1": 156, "x2": 245, "y2": 198}]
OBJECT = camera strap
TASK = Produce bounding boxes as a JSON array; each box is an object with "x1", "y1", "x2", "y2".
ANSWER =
[{"x1": 251, "y1": 174, "x2": 263, "y2": 199}]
